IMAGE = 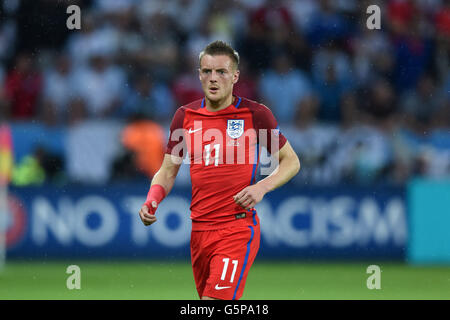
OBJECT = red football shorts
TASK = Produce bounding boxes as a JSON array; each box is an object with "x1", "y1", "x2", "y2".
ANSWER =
[{"x1": 190, "y1": 214, "x2": 261, "y2": 300}]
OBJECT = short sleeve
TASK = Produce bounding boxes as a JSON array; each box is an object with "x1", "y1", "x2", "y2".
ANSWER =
[
  {"x1": 253, "y1": 104, "x2": 287, "y2": 154},
  {"x1": 165, "y1": 107, "x2": 186, "y2": 157}
]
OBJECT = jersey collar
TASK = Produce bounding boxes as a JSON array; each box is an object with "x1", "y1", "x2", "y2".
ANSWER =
[{"x1": 201, "y1": 95, "x2": 242, "y2": 110}]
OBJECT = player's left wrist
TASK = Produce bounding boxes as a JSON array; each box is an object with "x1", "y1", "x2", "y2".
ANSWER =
[
  {"x1": 145, "y1": 184, "x2": 166, "y2": 207},
  {"x1": 255, "y1": 181, "x2": 271, "y2": 195}
]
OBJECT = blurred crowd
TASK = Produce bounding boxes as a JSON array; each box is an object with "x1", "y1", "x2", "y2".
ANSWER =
[{"x1": 0, "y1": 0, "x2": 449, "y2": 186}]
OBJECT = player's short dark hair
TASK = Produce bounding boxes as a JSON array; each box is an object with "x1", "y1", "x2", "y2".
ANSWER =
[{"x1": 199, "y1": 40, "x2": 240, "y2": 69}]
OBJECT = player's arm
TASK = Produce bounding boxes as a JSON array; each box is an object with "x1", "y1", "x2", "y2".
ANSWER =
[
  {"x1": 139, "y1": 154, "x2": 182, "y2": 226},
  {"x1": 257, "y1": 140, "x2": 300, "y2": 191},
  {"x1": 140, "y1": 106, "x2": 186, "y2": 226},
  {"x1": 234, "y1": 141, "x2": 300, "y2": 210}
]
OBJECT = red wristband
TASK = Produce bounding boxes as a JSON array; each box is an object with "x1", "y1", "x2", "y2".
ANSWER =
[{"x1": 144, "y1": 184, "x2": 166, "y2": 209}]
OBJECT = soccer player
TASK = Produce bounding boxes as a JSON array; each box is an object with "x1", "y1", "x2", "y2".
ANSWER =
[{"x1": 139, "y1": 41, "x2": 300, "y2": 300}]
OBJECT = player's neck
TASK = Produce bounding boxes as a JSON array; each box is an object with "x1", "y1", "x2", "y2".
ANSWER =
[{"x1": 205, "y1": 95, "x2": 235, "y2": 112}]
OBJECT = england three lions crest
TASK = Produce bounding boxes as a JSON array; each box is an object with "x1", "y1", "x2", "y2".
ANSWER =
[{"x1": 227, "y1": 119, "x2": 244, "y2": 139}]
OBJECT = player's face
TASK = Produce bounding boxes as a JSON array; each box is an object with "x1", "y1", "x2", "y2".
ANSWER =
[{"x1": 199, "y1": 54, "x2": 239, "y2": 105}]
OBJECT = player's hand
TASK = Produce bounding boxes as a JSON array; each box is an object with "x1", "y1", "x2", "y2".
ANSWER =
[
  {"x1": 139, "y1": 201, "x2": 158, "y2": 226},
  {"x1": 233, "y1": 184, "x2": 267, "y2": 210}
]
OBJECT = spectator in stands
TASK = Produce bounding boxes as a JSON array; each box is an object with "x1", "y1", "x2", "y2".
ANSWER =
[
  {"x1": 171, "y1": 55, "x2": 204, "y2": 107},
  {"x1": 11, "y1": 153, "x2": 45, "y2": 186},
  {"x1": 352, "y1": 24, "x2": 394, "y2": 88},
  {"x1": 0, "y1": 13, "x2": 17, "y2": 62},
  {"x1": 250, "y1": 0, "x2": 294, "y2": 32},
  {"x1": 312, "y1": 40, "x2": 353, "y2": 92},
  {"x1": 72, "y1": 52, "x2": 126, "y2": 118},
  {"x1": 387, "y1": 0, "x2": 417, "y2": 36},
  {"x1": 119, "y1": 113, "x2": 166, "y2": 180},
  {"x1": 107, "y1": 6, "x2": 144, "y2": 69},
  {"x1": 232, "y1": 58, "x2": 259, "y2": 101},
  {"x1": 284, "y1": 29, "x2": 313, "y2": 73},
  {"x1": 340, "y1": 92, "x2": 362, "y2": 129},
  {"x1": 434, "y1": 2, "x2": 450, "y2": 83},
  {"x1": 400, "y1": 73, "x2": 447, "y2": 133},
  {"x1": 391, "y1": 122, "x2": 450, "y2": 184},
  {"x1": 41, "y1": 54, "x2": 76, "y2": 126},
  {"x1": 137, "y1": 0, "x2": 209, "y2": 38},
  {"x1": 259, "y1": 51, "x2": 313, "y2": 124},
  {"x1": 314, "y1": 62, "x2": 352, "y2": 123},
  {"x1": 282, "y1": 93, "x2": 338, "y2": 185},
  {"x1": 442, "y1": 72, "x2": 450, "y2": 128},
  {"x1": 65, "y1": 12, "x2": 104, "y2": 68},
  {"x1": 10, "y1": 144, "x2": 64, "y2": 186},
  {"x1": 135, "y1": 12, "x2": 180, "y2": 82},
  {"x1": 360, "y1": 79, "x2": 399, "y2": 129},
  {"x1": 185, "y1": 14, "x2": 231, "y2": 64},
  {"x1": 235, "y1": 18, "x2": 272, "y2": 74},
  {"x1": 332, "y1": 124, "x2": 394, "y2": 185},
  {"x1": 305, "y1": 0, "x2": 351, "y2": 47},
  {"x1": 286, "y1": 0, "x2": 320, "y2": 33},
  {"x1": 4, "y1": 52, "x2": 42, "y2": 120},
  {"x1": 435, "y1": 0, "x2": 450, "y2": 38},
  {"x1": 311, "y1": 40, "x2": 353, "y2": 122},
  {"x1": 121, "y1": 72, "x2": 175, "y2": 122},
  {"x1": 94, "y1": 0, "x2": 136, "y2": 16},
  {"x1": 0, "y1": 64, "x2": 7, "y2": 120},
  {"x1": 390, "y1": 8, "x2": 433, "y2": 92},
  {"x1": 208, "y1": 0, "x2": 238, "y2": 43}
]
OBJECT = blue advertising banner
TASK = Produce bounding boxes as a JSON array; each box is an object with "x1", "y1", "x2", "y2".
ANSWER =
[{"x1": 4, "y1": 184, "x2": 407, "y2": 259}]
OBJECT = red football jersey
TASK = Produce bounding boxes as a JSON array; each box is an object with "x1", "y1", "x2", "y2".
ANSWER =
[{"x1": 166, "y1": 96, "x2": 287, "y2": 230}]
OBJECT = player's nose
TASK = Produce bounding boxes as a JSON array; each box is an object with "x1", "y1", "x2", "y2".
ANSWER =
[{"x1": 210, "y1": 71, "x2": 220, "y2": 81}]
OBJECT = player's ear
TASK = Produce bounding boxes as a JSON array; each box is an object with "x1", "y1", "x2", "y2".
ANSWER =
[{"x1": 233, "y1": 69, "x2": 240, "y2": 84}]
